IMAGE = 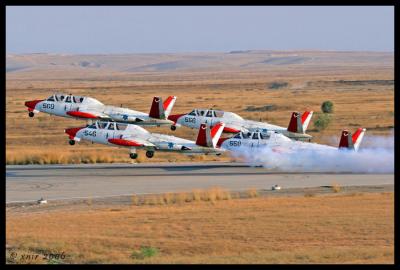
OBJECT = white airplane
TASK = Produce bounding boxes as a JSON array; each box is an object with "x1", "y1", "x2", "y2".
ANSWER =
[
  {"x1": 25, "y1": 93, "x2": 177, "y2": 126},
  {"x1": 64, "y1": 121, "x2": 226, "y2": 159},
  {"x1": 217, "y1": 127, "x2": 366, "y2": 153},
  {"x1": 168, "y1": 109, "x2": 313, "y2": 141}
]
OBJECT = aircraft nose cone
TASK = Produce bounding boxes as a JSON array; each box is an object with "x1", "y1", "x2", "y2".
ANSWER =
[
  {"x1": 25, "y1": 99, "x2": 44, "y2": 109},
  {"x1": 64, "y1": 127, "x2": 85, "y2": 138},
  {"x1": 168, "y1": 114, "x2": 185, "y2": 123}
]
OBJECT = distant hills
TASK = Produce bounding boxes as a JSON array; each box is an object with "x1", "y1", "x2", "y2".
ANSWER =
[{"x1": 6, "y1": 50, "x2": 393, "y2": 75}]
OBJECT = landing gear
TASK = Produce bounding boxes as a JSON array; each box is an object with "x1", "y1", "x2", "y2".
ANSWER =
[
  {"x1": 69, "y1": 139, "x2": 75, "y2": 145},
  {"x1": 146, "y1": 151, "x2": 154, "y2": 158},
  {"x1": 170, "y1": 125, "x2": 177, "y2": 131},
  {"x1": 130, "y1": 153, "x2": 138, "y2": 159},
  {"x1": 28, "y1": 111, "x2": 34, "y2": 117}
]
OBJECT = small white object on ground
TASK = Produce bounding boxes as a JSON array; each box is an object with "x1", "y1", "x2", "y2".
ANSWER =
[
  {"x1": 38, "y1": 198, "x2": 47, "y2": 204},
  {"x1": 272, "y1": 185, "x2": 281, "y2": 190}
]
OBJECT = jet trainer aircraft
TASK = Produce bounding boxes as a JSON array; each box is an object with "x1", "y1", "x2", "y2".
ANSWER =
[
  {"x1": 25, "y1": 93, "x2": 177, "y2": 126},
  {"x1": 168, "y1": 109, "x2": 313, "y2": 141},
  {"x1": 218, "y1": 127, "x2": 366, "y2": 153},
  {"x1": 64, "y1": 121, "x2": 226, "y2": 159}
]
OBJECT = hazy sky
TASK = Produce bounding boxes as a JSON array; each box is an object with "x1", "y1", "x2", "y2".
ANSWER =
[{"x1": 6, "y1": 6, "x2": 394, "y2": 54}]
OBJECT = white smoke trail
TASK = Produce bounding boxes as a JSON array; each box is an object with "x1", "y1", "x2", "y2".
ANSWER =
[{"x1": 232, "y1": 134, "x2": 394, "y2": 173}]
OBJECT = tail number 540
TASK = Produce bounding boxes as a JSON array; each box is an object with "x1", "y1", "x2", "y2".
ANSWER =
[{"x1": 84, "y1": 130, "x2": 96, "y2": 137}]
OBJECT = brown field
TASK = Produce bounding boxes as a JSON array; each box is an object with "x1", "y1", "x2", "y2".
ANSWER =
[
  {"x1": 6, "y1": 51, "x2": 394, "y2": 164},
  {"x1": 6, "y1": 192, "x2": 394, "y2": 264}
]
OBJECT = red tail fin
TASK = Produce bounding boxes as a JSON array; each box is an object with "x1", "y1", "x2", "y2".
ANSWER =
[
  {"x1": 210, "y1": 122, "x2": 225, "y2": 148},
  {"x1": 301, "y1": 111, "x2": 313, "y2": 132},
  {"x1": 287, "y1": 112, "x2": 302, "y2": 133},
  {"x1": 196, "y1": 122, "x2": 225, "y2": 148},
  {"x1": 287, "y1": 111, "x2": 313, "y2": 133},
  {"x1": 339, "y1": 130, "x2": 352, "y2": 149},
  {"x1": 196, "y1": 123, "x2": 208, "y2": 147},
  {"x1": 162, "y1": 96, "x2": 177, "y2": 118},
  {"x1": 149, "y1": 96, "x2": 164, "y2": 119},
  {"x1": 338, "y1": 128, "x2": 366, "y2": 151},
  {"x1": 149, "y1": 96, "x2": 177, "y2": 119}
]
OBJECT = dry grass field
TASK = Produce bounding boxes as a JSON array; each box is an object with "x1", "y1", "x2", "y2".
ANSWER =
[
  {"x1": 6, "y1": 192, "x2": 394, "y2": 264},
  {"x1": 6, "y1": 51, "x2": 394, "y2": 164}
]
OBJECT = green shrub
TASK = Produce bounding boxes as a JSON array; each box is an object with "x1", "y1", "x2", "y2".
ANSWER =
[
  {"x1": 131, "y1": 246, "x2": 159, "y2": 260},
  {"x1": 313, "y1": 113, "x2": 331, "y2": 131},
  {"x1": 268, "y1": 82, "x2": 288, "y2": 89},
  {"x1": 321, "y1": 101, "x2": 334, "y2": 113}
]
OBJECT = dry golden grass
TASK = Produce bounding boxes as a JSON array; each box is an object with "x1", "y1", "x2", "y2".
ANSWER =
[
  {"x1": 6, "y1": 52, "x2": 394, "y2": 164},
  {"x1": 6, "y1": 192, "x2": 393, "y2": 264},
  {"x1": 138, "y1": 187, "x2": 232, "y2": 206},
  {"x1": 331, "y1": 182, "x2": 342, "y2": 193},
  {"x1": 246, "y1": 188, "x2": 259, "y2": 198}
]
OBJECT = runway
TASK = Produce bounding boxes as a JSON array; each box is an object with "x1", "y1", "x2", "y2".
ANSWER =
[{"x1": 6, "y1": 162, "x2": 394, "y2": 203}]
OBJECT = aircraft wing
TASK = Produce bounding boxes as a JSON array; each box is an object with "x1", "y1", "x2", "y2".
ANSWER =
[
  {"x1": 108, "y1": 135, "x2": 155, "y2": 148},
  {"x1": 66, "y1": 108, "x2": 111, "y2": 120},
  {"x1": 243, "y1": 121, "x2": 284, "y2": 133},
  {"x1": 149, "y1": 137, "x2": 193, "y2": 151},
  {"x1": 107, "y1": 113, "x2": 146, "y2": 123},
  {"x1": 224, "y1": 121, "x2": 247, "y2": 133}
]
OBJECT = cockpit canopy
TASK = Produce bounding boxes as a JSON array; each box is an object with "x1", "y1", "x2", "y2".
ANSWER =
[
  {"x1": 232, "y1": 131, "x2": 272, "y2": 140},
  {"x1": 86, "y1": 121, "x2": 128, "y2": 131},
  {"x1": 187, "y1": 109, "x2": 229, "y2": 118},
  {"x1": 46, "y1": 93, "x2": 86, "y2": 104}
]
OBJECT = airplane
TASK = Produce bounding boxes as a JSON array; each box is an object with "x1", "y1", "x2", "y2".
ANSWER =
[
  {"x1": 217, "y1": 127, "x2": 366, "y2": 153},
  {"x1": 64, "y1": 120, "x2": 226, "y2": 159},
  {"x1": 25, "y1": 93, "x2": 177, "y2": 126},
  {"x1": 168, "y1": 109, "x2": 313, "y2": 141}
]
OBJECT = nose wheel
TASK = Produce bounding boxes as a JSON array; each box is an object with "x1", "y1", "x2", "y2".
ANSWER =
[
  {"x1": 146, "y1": 151, "x2": 154, "y2": 158},
  {"x1": 170, "y1": 125, "x2": 177, "y2": 131},
  {"x1": 69, "y1": 140, "x2": 75, "y2": 145},
  {"x1": 129, "y1": 153, "x2": 138, "y2": 159},
  {"x1": 28, "y1": 111, "x2": 34, "y2": 117}
]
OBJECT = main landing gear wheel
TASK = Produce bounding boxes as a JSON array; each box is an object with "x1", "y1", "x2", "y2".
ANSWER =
[
  {"x1": 146, "y1": 151, "x2": 154, "y2": 158},
  {"x1": 130, "y1": 153, "x2": 138, "y2": 159},
  {"x1": 28, "y1": 111, "x2": 34, "y2": 117},
  {"x1": 69, "y1": 140, "x2": 75, "y2": 145},
  {"x1": 170, "y1": 125, "x2": 177, "y2": 131}
]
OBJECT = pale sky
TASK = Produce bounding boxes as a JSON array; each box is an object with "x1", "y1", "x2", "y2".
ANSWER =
[{"x1": 6, "y1": 6, "x2": 394, "y2": 54}]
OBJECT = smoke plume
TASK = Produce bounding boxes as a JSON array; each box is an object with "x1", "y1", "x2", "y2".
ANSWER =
[{"x1": 232, "y1": 133, "x2": 394, "y2": 173}]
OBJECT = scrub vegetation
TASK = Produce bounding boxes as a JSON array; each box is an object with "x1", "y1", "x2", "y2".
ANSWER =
[{"x1": 321, "y1": 100, "x2": 334, "y2": 113}]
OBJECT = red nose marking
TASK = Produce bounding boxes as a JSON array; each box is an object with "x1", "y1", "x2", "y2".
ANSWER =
[
  {"x1": 25, "y1": 99, "x2": 44, "y2": 110},
  {"x1": 64, "y1": 127, "x2": 85, "y2": 139},
  {"x1": 167, "y1": 114, "x2": 185, "y2": 123}
]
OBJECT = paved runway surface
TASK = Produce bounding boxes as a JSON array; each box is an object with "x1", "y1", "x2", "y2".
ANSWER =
[{"x1": 6, "y1": 163, "x2": 394, "y2": 202}]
